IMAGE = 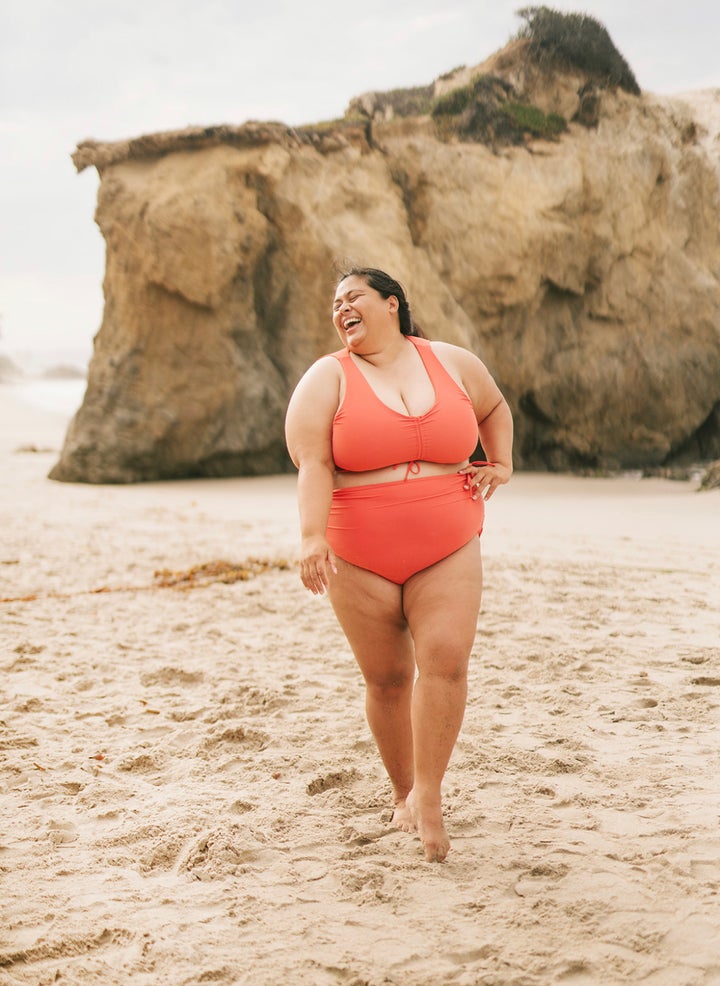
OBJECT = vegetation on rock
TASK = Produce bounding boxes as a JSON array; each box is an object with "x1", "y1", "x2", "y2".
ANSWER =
[
  {"x1": 431, "y1": 74, "x2": 567, "y2": 145},
  {"x1": 339, "y1": 9, "x2": 637, "y2": 146},
  {"x1": 345, "y1": 85, "x2": 434, "y2": 120},
  {"x1": 503, "y1": 101, "x2": 567, "y2": 138},
  {"x1": 516, "y1": 6, "x2": 641, "y2": 94}
]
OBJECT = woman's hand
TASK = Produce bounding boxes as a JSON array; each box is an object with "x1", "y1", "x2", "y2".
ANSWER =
[
  {"x1": 299, "y1": 535, "x2": 338, "y2": 595},
  {"x1": 458, "y1": 460, "x2": 513, "y2": 501}
]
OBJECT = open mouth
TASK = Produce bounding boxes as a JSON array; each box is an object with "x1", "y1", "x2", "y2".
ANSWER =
[{"x1": 343, "y1": 317, "x2": 361, "y2": 330}]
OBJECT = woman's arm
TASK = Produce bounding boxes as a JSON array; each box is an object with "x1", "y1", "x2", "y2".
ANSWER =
[
  {"x1": 474, "y1": 396, "x2": 514, "y2": 499},
  {"x1": 284, "y1": 358, "x2": 342, "y2": 594},
  {"x1": 435, "y1": 342, "x2": 514, "y2": 500}
]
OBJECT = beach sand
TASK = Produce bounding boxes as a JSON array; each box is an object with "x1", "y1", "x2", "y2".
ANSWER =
[{"x1": 1, "y1": 387, "x2": 719, "y2": 986}]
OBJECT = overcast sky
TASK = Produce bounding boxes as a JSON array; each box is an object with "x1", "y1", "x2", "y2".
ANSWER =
[{"x1": 1, "y1": 0, "x2": 718, "y2": 366}]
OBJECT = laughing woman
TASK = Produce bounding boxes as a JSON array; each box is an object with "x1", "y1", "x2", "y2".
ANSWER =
[{"x1": 285, "y1": 267, "x2": 513, "y2": 862}]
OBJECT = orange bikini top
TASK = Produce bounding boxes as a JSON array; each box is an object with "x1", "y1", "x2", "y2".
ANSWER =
[{"x1": 330, "y1": 336, "x2": 479, "y2": 473}]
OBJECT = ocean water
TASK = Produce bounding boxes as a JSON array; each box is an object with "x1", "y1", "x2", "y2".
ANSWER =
[{"x1": 9, "y1": 378, "x2": 87, "y2": 418}]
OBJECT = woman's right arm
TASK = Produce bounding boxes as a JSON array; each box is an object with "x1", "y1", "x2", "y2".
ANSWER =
[{"x1": 284, "y1": 358, "x2": 342, "y2": 595}]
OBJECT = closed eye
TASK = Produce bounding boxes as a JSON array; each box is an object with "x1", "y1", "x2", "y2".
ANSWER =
[{"x1": 333, "y1": 291, "x2": 363, "y2": 311}]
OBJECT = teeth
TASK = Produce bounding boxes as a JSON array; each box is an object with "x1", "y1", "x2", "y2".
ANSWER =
[{"x1": 344, "y1": 318, "x2": 360, "y2": 328}]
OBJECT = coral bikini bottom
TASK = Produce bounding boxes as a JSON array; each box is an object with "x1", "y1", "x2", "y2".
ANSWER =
[{"x1": 326, "y1": 472, "x2": 485, "y2": 585}]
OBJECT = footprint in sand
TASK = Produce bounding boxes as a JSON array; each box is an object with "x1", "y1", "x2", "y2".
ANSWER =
[
  {"x1": 116, "y1": 751, "x2": 166, "y2": 774},
  {"x1": 513, "y1": 861, "x2": 570, "y2": 898},
  {"x1": 306, "y1": 768, "x2": 358, "y2": 796},
  {"x1": 633, "y1": 697, "x2": 659, "y2": 708},
  {"x1": 139, "y1": 667, "x2": 205, "y2": 687},
  {"x1": 48, "y1": 820, "x2": 78, "y2": 845},
  {"x1": 174, "y1": 823, "x2": 266, "y2": 877},
  {"x1": 197, "y1": 726, "x2": 269, "y2": 756}
]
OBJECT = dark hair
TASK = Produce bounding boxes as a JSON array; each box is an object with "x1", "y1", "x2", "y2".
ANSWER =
[{"x1": 336, "y1": 267, "x2": 425, "y2": 338}]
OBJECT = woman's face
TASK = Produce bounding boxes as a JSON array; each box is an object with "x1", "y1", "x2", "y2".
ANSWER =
[{"x1": 332, "y1": 275, "x2": 398, "y2": 348}]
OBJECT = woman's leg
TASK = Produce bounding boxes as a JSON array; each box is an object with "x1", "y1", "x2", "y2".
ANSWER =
[
  {"x1": 327, "y1": 557, "x2": 416, "y2": 822},
  {"x1": 401, "y1": 537, "x2": 483, "y2": 861}
]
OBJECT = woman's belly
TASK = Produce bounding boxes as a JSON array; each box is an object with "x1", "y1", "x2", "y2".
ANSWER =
[{"x1": 334, "y1": 459, "x2": 469, "y2": 489}]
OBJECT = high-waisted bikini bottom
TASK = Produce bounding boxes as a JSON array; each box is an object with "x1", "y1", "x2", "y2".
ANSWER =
[{"x1": 327, "y1": 472, "x2": 484, "y2": 585}]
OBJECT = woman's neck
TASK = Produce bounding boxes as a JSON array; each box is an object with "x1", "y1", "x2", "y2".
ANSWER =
[{"x1": 352, "y1": 330, "x2": 408, "y2": 367}]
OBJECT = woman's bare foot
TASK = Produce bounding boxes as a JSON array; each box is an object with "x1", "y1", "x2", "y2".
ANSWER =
[
  {"x1": 406, "y1": 789, "x2": 450, "y2": 862},
  {"x1": 391, "y1": 797, "x2": 416, "y2": 833}
]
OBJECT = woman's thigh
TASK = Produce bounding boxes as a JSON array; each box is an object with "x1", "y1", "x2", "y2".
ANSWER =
[
  {"x1": 327, "y1": 557, "x2": 415, "y2": 686},
  {"x1": 402, "y1": 538, "x2": 483, "y2": 673}
]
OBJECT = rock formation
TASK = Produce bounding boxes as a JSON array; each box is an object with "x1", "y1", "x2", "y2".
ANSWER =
[{"x1": 50, "y1": 38, "x2": 720, "y2": 483}]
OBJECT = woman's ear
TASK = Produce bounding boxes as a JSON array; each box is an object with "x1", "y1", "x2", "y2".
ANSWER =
[{"x1": 388, "y1": 294, "x2": 399, "y2": 314}]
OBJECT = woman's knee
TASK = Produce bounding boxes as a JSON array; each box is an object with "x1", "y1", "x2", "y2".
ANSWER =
[
  {"x1": 415, "y1": 636, "x2": 471, "y2": 681},
  {"x1": 364, "y1": 665, "x2": 414, "y2": 695}
]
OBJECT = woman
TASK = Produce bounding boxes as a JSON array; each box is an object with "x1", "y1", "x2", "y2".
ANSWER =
[{"x1": 285, "y1": 267, "x2": 513, "y2": 862}]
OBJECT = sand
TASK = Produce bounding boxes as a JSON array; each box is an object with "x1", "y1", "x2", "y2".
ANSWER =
[{"x1": 1, "y1": 386, "x2": 719, "y2": 986}]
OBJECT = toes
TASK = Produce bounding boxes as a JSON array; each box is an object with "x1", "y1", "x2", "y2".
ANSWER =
[
  {"x1": 391, "y1": 801, "x2": 418, "y2": 833},
  {"x1": 392, "y1": 812, "x2": 417, "y2": 834},
  {"x1": 422, "y1": 841, "x2": 449, "y2": 863}
]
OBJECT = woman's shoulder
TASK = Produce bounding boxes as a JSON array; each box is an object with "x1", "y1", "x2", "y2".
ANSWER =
[
  {"x1": 293, "y1": 353, "x2": 343, "y2": 393},
  {"x1": 287, "y1": 354, "x2": 343, "y2": 421},
  {"x1": 295, "y1": 346, "x2": 343, "y2": 368},
  {"x1": 425, "y1": 339, "x2": 484, "y2": 369}
]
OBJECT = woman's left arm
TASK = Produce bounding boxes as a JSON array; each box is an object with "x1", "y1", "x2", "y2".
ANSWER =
[
  {"x1": 442, "y1": 344, "x2": 514, "y2": 501},
  {"x1": 472, "y1": 397, "x2": 514, "y2": 500}
]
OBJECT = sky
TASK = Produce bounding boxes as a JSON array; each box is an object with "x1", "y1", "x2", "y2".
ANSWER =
[{"x1": 1, "y1": 0, "x2": 718, "y2": 370}]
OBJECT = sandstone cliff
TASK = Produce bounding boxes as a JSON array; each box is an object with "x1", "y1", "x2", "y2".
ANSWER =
[{"x1": 50, "y1": 44, "x2": 720, "y2": 482}]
